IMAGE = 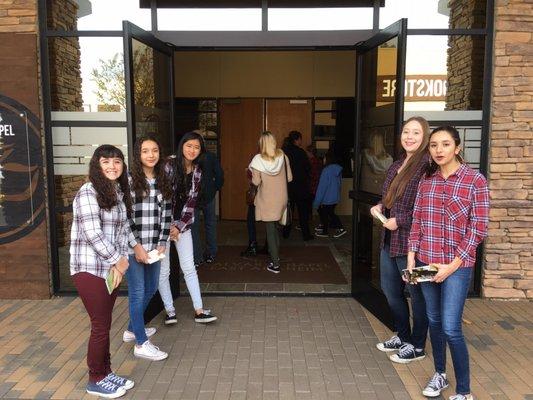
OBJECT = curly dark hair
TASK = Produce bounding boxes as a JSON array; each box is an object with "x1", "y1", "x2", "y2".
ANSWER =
[
  {"x1": 88, "y1": 145, "x2": 133, "y2": 217},
  {"x1": 130, "y1": 135, "x2": 173, "y2": 201}
]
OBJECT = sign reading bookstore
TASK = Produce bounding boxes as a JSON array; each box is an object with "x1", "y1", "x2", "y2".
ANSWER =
[{"x1": 0, "y1": 94, "x2": 44, "y2": 244}]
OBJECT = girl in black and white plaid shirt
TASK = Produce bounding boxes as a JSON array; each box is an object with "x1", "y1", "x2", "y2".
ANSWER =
[
  {"x1": 124, "y1": 136, "x2": 173, "y2": 362},
  {"x1": 70, "y1": 145, "x2": 134, "y2": 398}
]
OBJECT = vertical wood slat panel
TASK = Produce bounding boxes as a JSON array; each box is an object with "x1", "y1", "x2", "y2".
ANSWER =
[{"x1": 219, "y1": 99, "x2": 264, "y2": 220}]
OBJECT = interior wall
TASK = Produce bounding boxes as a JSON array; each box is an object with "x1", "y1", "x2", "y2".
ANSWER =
[{"x1": 174, "y1": 50, "x2": 355, "y2": 98}]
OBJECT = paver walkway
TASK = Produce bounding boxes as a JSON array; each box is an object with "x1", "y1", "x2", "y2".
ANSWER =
[{"x1": 0, "y1": 296, "x2": 531, "y2": 399}]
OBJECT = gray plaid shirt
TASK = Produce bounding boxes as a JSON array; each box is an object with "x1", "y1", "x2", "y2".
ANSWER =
[{"x1": 70, "y1": 182, "x2": 129, "y2": 279}]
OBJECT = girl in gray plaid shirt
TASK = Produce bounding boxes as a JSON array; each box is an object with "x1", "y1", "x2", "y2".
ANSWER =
[
  {"x1": 124, "y1": 136, "x2": 173, "y2": 362},
  {"x1": 70, "y1": 145, "x2": 134, "y2": 398}
]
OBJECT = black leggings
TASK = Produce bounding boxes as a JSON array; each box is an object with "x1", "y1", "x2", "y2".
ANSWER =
[{"x1": 318, "y1": 204, "x2": 343, "y2": 233}]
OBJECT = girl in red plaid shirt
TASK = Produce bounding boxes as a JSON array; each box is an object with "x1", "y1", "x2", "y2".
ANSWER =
[{"x1": 408, "y1": 126, "x2": 489, "y2": 400}]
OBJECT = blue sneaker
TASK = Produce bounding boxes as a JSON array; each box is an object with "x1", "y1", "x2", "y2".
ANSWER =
[
  {"x1": 106, "y1": 372, "x2": 134, "y2": 390},
  {"x1": 86, "y1": 378, "x2": 126, "y2": 398}
]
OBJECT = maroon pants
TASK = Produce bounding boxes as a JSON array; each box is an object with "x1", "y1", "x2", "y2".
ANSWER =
[{"x1": 73, "y1": 272, "x2": 118, "y2": 383}]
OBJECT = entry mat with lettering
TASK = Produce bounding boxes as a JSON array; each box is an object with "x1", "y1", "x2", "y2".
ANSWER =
[{"x1": 197, "y1": 245, "x2": 347, "y2": 284}]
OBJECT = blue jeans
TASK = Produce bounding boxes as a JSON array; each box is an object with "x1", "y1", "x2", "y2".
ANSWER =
[
  {"x1": 126, "y1": 256, "x2": 161, "y2": 345},
  {"x1": 192, "y1": 197, "x2": 217, "y2": 263},
  {"x1": 380, "y1": 246, "x2": 428, "y2": 349},
  {"x1": 420, "y1": 267, "x2": 472, "y2": 395}
]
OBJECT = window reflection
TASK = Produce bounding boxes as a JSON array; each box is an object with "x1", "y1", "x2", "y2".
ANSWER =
[{"x1": 380, "y1": 0, "x2": 486, "y2": 29}]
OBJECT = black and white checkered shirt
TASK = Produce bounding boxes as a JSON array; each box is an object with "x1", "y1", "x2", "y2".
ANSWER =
[
  {"x1": 128, "y1": 176, "x2": 172, "y2": 254},
  {"x1": 70, "y1": 182, "x2": 129, "y2": 279}
]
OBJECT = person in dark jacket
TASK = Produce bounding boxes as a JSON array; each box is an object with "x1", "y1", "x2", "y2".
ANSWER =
[
  {"x1": 191, "y1": 144, "x2": 224, "y2": 265},
  {"x1": 281, "y1": 131, "x2": 314, "y2": 241},
  {"x1": 313, "y1": 151, "x2": 346, "y2": 238}
]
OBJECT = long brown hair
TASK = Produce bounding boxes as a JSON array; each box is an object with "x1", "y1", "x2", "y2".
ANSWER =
[
  {"x1": 88, "y1": 145, "x2": 132, "y2": 217},
  {"x1": 382, "y1": 117, "x2": 430, "y2": 209},
  {"x1": 130, "y1": 135, "x2": 173, "y2": 201}
]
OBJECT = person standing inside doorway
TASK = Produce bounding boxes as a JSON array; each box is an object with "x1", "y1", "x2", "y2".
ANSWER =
[
  {"x1": 70, "y1": 145, "x2": 134, "y2": 399},
  {"x1": 192, "y1": 136, "x2": 224, "y2": 266},
  {"x1": 124, "y1": 136, "x2": 172, "y2": 361},
  {"x1": 313, "y1": 151, "x2": 346, "y2": 238},
  {"x1": 250, "y1": 131, "x2": 292, "y2": 273},
  {"x1": 370, "y1": 116, "x2": 430, "y2": 364},
  {"x1": 158, "y1": 132, "x2": 217, "y2": 325},
  {"x1": 409, "y1": 126, "x2": 489, "y2": 400},
  {"x1": 281, "y1": 130, "x2": 314, "y2": 241}
]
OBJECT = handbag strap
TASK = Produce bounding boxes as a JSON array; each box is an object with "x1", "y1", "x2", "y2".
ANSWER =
[{"x1": 283, "y1": 155, "x2": 290, "y2": 194}]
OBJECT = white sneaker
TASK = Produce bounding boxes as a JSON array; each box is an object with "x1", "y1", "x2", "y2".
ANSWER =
[
  {"x1": 423, "y1": 372, "x2": 449, "y2": 397},
  {"x1": 122, "y1": 327, "x2": 156, "y2": 343},
  {"x1": 449, "y1": 395, "x2": 473, "y2": 400},
  {"x1": 133, "y1": 340, "x2": 168, "y2": 361}
]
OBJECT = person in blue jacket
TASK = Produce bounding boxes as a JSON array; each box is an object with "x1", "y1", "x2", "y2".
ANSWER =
[{"x1": 313, "y1": 151, "x2": 346, "y2": 238}]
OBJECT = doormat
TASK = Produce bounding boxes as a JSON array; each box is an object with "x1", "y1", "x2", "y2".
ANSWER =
[{"x1": 197, "y1": 245, "x2": 347, "y2": 284}]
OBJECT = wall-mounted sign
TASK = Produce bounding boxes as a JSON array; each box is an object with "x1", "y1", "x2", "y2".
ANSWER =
[
  {"x1": 0, "y1": 94, "x2": 44, "y2": 244},
  {"x1": 377, "y1": 75, "x2": 448, "y2": 102}
]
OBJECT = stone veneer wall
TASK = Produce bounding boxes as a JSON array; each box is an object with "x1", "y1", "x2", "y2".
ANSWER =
[
  {"x1": 0, "y1": 0, "x2": 37, "y2": 33},
  {"x1": 46, "y1": 0, "x2": 82, "y2": 111},
  {"x1": 46, "y1": 0, "x2": 84, "y2": 246},
  {"x1": 485, "y1": 0, "x2": 533, "y2": 298},
  {"x1": 446, "y1": 0, "x2": 486, "y2": 110}
]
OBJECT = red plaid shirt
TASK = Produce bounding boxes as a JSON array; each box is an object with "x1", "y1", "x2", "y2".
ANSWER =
[
  {"x1": 408, "y1": 163, "x2": 489, "y2": 268},
  {"x1": 380, "y1": 154, "x2": 428, "y2": 257}
]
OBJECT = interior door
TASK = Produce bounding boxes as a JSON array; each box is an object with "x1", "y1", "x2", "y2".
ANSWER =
[
  {"x1": 265, "y1": 99, "x2": 313, "y2": 148},
  {"x1": 219, "y1": 98, "x2": 264, "y2": 220},
  {"x1": 123, "y1": 21, "x2": 177, "y2": 316},
  {"x1": 351, "y1": 19, "x2": 407, "y2": 328}
]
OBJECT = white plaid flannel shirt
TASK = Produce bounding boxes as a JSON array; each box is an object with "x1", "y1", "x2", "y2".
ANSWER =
[{"x1": 70, "y1": 182, "x2": 129, "y2": 279}]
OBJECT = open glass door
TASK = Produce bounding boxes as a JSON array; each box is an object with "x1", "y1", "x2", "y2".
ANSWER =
[
  {"x1": 123, "y1": 21, "x2": 177, "y2": 318},
  {"x1": 351, "y1": 19, "x2": 407, "y2": 328}
]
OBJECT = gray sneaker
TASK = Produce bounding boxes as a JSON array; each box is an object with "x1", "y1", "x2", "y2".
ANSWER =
[
  {"x1": 422, "y1": 372, "x2": 449, "y2": 397},
  {"x1": 389, "y1": 343, "x2": 425, "y2": 363}
]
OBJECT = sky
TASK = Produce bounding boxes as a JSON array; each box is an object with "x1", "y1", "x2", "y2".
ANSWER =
[{"x1": 74, "y1": 0, "x2": 450, "y2": 112}]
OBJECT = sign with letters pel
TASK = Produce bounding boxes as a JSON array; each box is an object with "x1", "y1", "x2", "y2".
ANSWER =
[
  {"x1": 377, "y1": 75, "x2": 448, "y2": 102},
  {"x1": 0, "y1": 94, "x2": 45, "y2": 244}
]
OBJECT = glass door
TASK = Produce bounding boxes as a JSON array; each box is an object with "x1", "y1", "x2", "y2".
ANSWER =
[
  {"x1": 123, "y1": 21, "x2": 177, "y2": 317},
  {"x1": 351, "y1": 20, "x2": 407, "y2": 328}
]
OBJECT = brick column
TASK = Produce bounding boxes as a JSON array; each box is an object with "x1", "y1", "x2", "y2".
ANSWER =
[{"x1": 485, "y1": 0, "x2": 533, "y2": 298}]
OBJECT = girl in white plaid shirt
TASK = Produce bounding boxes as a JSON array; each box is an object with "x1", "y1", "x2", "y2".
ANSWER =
[
  {"x1": 70, "y1": 145, "x2": 134, "y2": 398},
  {"x1": 123, "y1": 136, "x2": 173, "y2": 361}
]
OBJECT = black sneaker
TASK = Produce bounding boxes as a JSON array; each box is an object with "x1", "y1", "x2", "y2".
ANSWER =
[
  {"x1": 194, "y1": 310, "x2": 217, "y2": 323},
  {"x1": 205, "y1": 255, "x2": 215, "y2": 263},
  {"x1": 422, "y1": 372, "x2": 449, "y2": 397},
  {"x1": 333, "y1": 228, "x2": 347, "y2": 238},
  {"x1": 240, "y1": 243, "x2": 257, "y2": 257},
  {"x1": 315, "y1": 230, "x2": 329, "y2": 238},
  {"x1": 164, "y1": 314, "x2": 177, "y2": 325},
  {"x1": 314, "y1": 224, "x2": 324, "y2": 232},
  {"x1": 376, "y1": 335, "x2": 402, "y2": 352},
  {"x1": 389, "y1": 343, "x2": 425, "y2": 364},
  {"x1": 266, "y1": 262, "x2": 280, "y2": 274}
]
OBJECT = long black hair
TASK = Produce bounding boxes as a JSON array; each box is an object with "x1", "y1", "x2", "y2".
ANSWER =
[
  {"x1": 88, "y1": 144, "x2": 132, "y2": 217},
  {"x1": 130, "y1": 135, "x2": 173, "y2": 201},
  {"x1": 171, "y1": 131, "x2": 206, "y2": 201},
  {"x1": 425, "y1": 125, "x2": 463, "y2": 177}
]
